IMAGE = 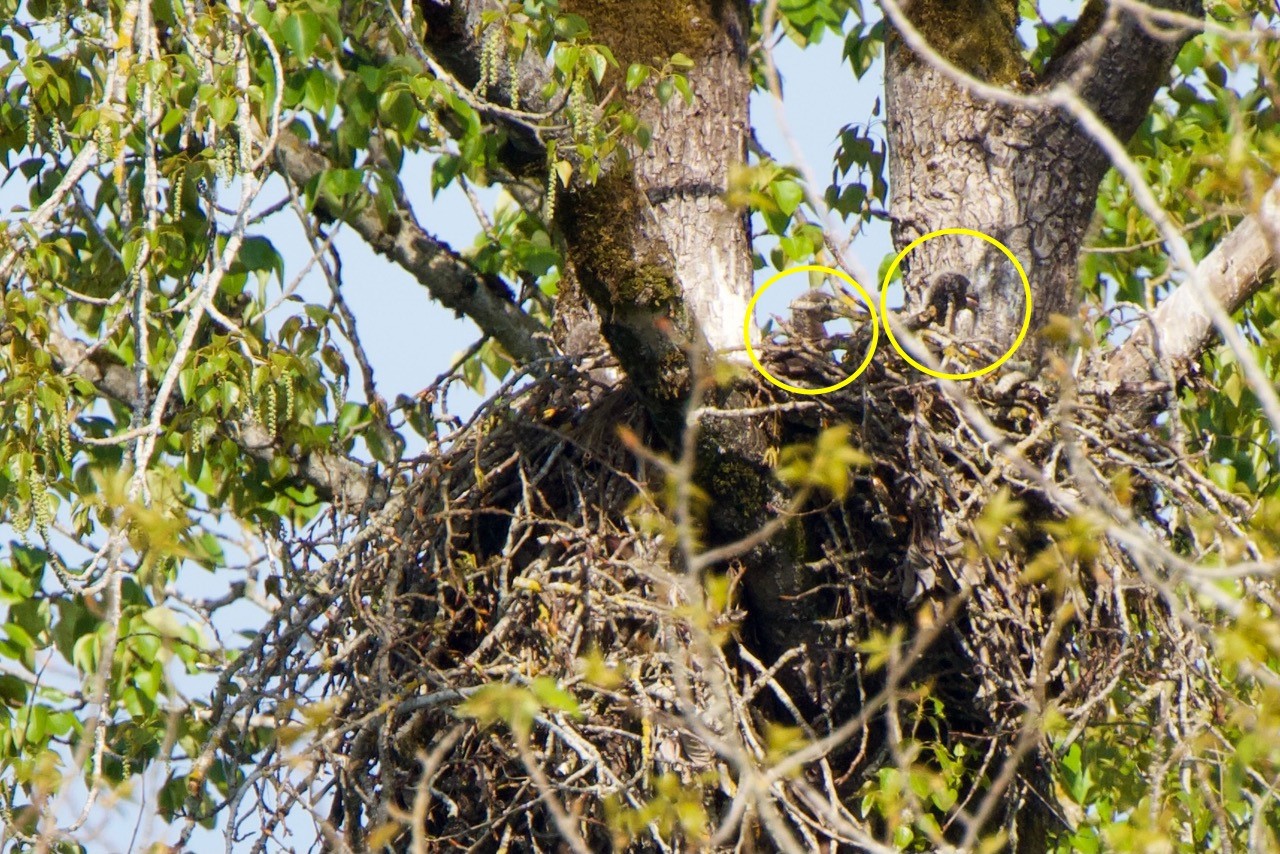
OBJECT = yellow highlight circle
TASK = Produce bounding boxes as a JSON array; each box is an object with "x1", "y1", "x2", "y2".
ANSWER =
[
  {"x1": 879, "y1": 228, "x2": 1033, "y2": 381},
  {"x1": 743, "y1": 264, "x2": 880, "y2": 396}
]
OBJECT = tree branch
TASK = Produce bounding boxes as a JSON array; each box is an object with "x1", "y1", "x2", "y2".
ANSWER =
[
  {"x1": 1042, "y1": 0, "x2": 1203, "y2": 142},
  {"x1": 43, "y1": 322, "x2": 390, "y2": 511},
  {"x1": 1102, "y1": 177, "x2": 1280, "y2": 404},
  {"x1": 272, "y1": 132, "x2": 550, "y2": 365},
  {"x1": 411, "y1": 0, "x2": 551, "y2": 168}
]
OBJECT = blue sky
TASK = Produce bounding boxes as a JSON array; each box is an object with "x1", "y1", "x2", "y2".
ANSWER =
[
  {"x1": 324, "y1": 27, "x2": 895, "y2": 440},
  {"x1": 0, "y1": 3, "x2": 1094, "y2": 849}
]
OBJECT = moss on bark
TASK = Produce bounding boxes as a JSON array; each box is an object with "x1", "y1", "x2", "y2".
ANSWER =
[
  {"x1": 695, "y1": 452, "x2": 771, "y2": 535},
  {"x1": 899, "y1": 0, "x2": 1025, "y2": 84},
  {"x1": 560, "y1": 165, "x2": 695, "y2": 422},
  {"x1": 559, "y1": 0, "x2": 724, "y2": 70},
  {"x1": 564, "y1": 169, "x2": 680, "y2": 311}
]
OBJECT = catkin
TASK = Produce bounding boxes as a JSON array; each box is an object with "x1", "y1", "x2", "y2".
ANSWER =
[
  {"x1": 59, "y1": 412, "x2": 72, "y2": 462},
  {"x1": 543, "y1": 152, "x2": 558, "y2": 222},
  {"x1": 95, "y1": 122, "x2": 112, "y2": 167},
  {"x1": 31, "y1": 472, "x2": 51, "y2": 539},
  {"x1": 171, "y1": 164, "x2": 187, "y2": 211},
  {"x1": 426, "y1": 106, "x2": 445, "y2": 144},
  {"x1": 11, "y1": 494, "x2": 31, "y2": 538},
  {"x1": 265, "y1": 382, "x2": 278, "y2": 438},
  {"x1": 43, "y1": 416, "x2": 57, "y2": 463},
  {"x1": 284, "y1": 374, "x2": 295, "y2": 422},
  {"x1": 569, "y1": 72, "x2": 588, "y2": 140},
  {"x1": 478, "y1": 25, "x2": 502, "y2": 100}
]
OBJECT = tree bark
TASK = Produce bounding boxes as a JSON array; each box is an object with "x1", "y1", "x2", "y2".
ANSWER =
[
  {"x1": 884, "y1": 0, "x2": 1202, "y2": 351},
  {"x1": 553, "y1": 0, "x2": 754, "y2": 435}
]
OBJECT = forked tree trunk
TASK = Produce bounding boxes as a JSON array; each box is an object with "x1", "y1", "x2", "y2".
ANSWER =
[
  {"x1": 358, "y1": 1, "x2": 1207, "y2": 849},
  {"x1": 885, "y1": 0, "x2": 1200, "y2": 349}
]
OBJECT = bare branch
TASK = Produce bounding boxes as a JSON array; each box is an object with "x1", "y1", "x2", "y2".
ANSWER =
[
  {"x1": 43, "y1": 321, "x2": 390, "y2": 511},
  {"x1": 1102, "y1": 177, "x2": 1280, "y2": 403},
  {"x1": 272, "y1": 132, "x2": 550, "y2": 365}
]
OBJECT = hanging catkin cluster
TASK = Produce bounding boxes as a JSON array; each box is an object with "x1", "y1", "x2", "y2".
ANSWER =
[
  {"x1": 569, "y1": 70, "x2": 590, "y2": 140},
  {"x1": 476, "y1": 24, "x2": 505, "y2": 101},
  {"x1": 214, "y1": 137, "x2": 239, "y2": 183},
  {"x1": 543, "y1": 142, "x2": 558, "y2": 222}
]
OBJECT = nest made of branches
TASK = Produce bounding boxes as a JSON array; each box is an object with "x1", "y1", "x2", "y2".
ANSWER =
[{"x1": 219, "y1": 343, "x2": 1257, "y2": 852}]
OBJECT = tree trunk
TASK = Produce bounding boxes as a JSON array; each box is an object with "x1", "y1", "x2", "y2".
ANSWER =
[
  {"x1": 321, "y1": 2, "x2": 1221, "y2": 849},
  {"x1": 556, "y1": 0, "x2": 754, "y2": 435},
  {"x1": 886, "y1": 0, "x2": 1201, "y2": 349}
]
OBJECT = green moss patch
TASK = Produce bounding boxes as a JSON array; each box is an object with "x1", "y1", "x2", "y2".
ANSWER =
[
  {"x1": 900, "y1": 0, "x2": 1024, "y2": 85},
  {"x1": 560, "y1": 0, "x2": 724, "y2": 70}
]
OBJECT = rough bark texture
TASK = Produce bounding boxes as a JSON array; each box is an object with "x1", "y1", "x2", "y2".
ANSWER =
[
  {"x1": 555, "y1": 0, "x2": 754, "y2": 436},
  {"x1": 601, "y1": 0, "x2": 754, "y2": 358},
  {"x1": 885, "y1": 0, "x2": 1203, "y2": 355},
  {"x1": 301, "y1": 2, "x2": 1266, "y2": 850}
]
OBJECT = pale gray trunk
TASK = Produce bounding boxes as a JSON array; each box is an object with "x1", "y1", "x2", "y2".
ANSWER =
[
  {"x1": 885, "y1": 0, "x2": 1202, "y2": 356},
  {"x1": 633, "y1": 32, "x2": 754, "y2": 356},
  {"x1": 885, "y1": 57, "x2": 1093, "y2": 349}
]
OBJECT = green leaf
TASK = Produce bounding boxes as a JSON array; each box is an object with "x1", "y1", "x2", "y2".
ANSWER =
[
  {"x1": 268, "y1": 451, "x2": 292, "y2": 480},
  {"x1": 975, "y1": 487, "x2": 1025, "y2": 554},
  {"x1": 656, "y1": 77, "x2": 674, "y2": 106},
  {"x1": 586, "y1": 50, "x2": 608, "y2": 84},
  {"x1": 479, "y1": 340, "x2": 512, "y2": 381},
  {"x1": 625, "y1": 63, "x2": 650, "y2": 92},
  {"x1": 282, "y1": 11, "x2": 322, "y2": 61},
  {"x1": 2, "y1": 624, "x2": 36, "y2": 671},
  {"x1": 672, "y1": 74, "x2": 693, "y2": 105},
  {"x1": 554, "y1": 45, "x2": 580, "y2": 77},
  {"x1": 776, "y1": 425, "x2": 871, "y2": 499},
  {"x1": 456, "y1": 683, "x2": 540, "y2": 736},
  {"x1": 235, "y1": 236, "x2": 284, "y2": 284},
  {"x1": 771, "y1": 179, "x2": 805, "y2": 216},
  {"x1": 208, "y1": 95, "x2": 237, "y2": 128},
  {"x1": 1208, "y1": 462, "x2": 1237, "y2": 492},
  {"x1": 529, "y1": 677, "x2": 582, "y2": 717},
  {"x1": 553, "y1": 13, "x2": 590, "y2": 40},
  {"x1": 141, "y1": 606, "x2": 186, "y2": 640},
  {"x1": 317, "y1": 168, "x2": 363, "y2": 203},
  {"x1": 134, "y1": 663, "x2": 163, "y2": 699},
  {"x1": 72, "y1": 631, "x2": 99, "y2": 674}
]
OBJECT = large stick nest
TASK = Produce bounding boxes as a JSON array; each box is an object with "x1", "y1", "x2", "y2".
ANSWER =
[{"x1": 221, "y1": 342, "x2": 1254, "y2": 851}]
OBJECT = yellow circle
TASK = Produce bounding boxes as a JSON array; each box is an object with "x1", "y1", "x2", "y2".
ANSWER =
[
  {"x1": 743, "y1": 265, "x2": 880, "y2": 396},
  {"x1": 879, "y1": 228, "x2": 1032, "y2": 381}
]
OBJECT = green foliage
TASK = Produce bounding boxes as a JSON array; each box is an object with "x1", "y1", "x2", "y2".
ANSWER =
[
  {"x1": 0, "y1": 0, "x2": 1278, "y2": 849},
  {"x1": 1086, "y1": 26, "x2": 1280, "y2": 506},
  {"x1": 775, "y1": 423, "x2": 871, "y2": 499},
  {"x1": 827, "y1": 120, "x2": 889, "y2": 228},
  {"x1": 604, "y1": 772, "x2": 713, "y2": 848},
  {"x1": 456, "y1": 677, "x2": 582, "y2": 738}
]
